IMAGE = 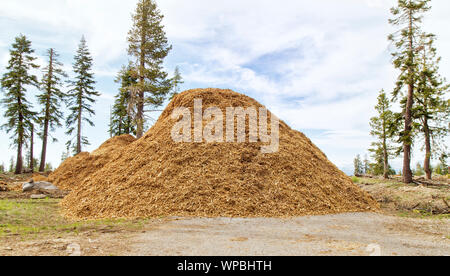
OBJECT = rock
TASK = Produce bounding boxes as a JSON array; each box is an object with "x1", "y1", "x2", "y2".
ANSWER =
[
  {"x1": 22, "y1": 183, "x2": 34, "y2": 192},
  {"x1": 22, "y1": 181, "x2": 59, "y2": 193},
  {"x1": 33, "y1": 182, "x2": 59, "y2": 191},
  {"x1": 31, "y1": 194, "x2": 47, "y2": 200}
]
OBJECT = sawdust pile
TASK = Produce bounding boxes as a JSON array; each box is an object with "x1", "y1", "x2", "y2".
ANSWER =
[
  {"x1": 61, "y1": 88, "x2": 378, "y2": 219},
  {"x1": 48, "y1": 134, "x2": 136, "y2": 190},
  {"x1": 32, "y1": 173, "x2": 49, "y2": 182}
]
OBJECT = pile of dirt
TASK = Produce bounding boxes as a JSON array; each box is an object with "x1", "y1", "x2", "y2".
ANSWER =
[
  {"x1": 61, "y1": 88, "x2": 379, "y2": 219},
  {"x1": 32, "y1": 173, "x2": 49, "y2": 182},
  {"x1": 48, "y1": 134, "x2": 136, "y2": 190}
]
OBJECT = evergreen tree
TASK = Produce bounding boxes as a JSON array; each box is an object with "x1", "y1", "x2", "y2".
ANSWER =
[
  {"x1": 170, "y1": 66, "x2": 183, "y2": 99},
  {"x1": 44, "y1": 163, "x2": 53, "y2": 172},
  {"x1": 370, "y1": 90, "x2": 397, "y2": 179},
  {"x1": 363, "y1": 155, "x2": 370, "y2": 175},
  {"x1": 8, "y1": 157, "x2": 15, "y2": 173},
  {"x1": 434, "y1": 153, "x2": 448, "y2": 175},
  {"x1": 368, "y1": 146, "x2": 384, "y2": 176},
  {"x1": 414, "y1": 34, "x2": 449, "y2": 179},
  {"x1": 414, "y1": 162, "x2": 425, "y2": 176},
  {"x1": 0, "y1": 163, "x2": 5, "y2": 173},
  {"x1": 110, "y1": 66, "x2": 137, "y2": 136},
  {"x1": 66, "y1": 36, "x2": 99, "y2": 154},
  {"x1": 61, "y1": 145, "x2": 70, "y2": 163},
  {"x1": 127, "y1": 0, "x2": 173, "y2": 138},
  {"x1": 368, "y1": 146, "x2": 396, "y2": 176},
  {"x1": 388, "y1": 0, "x2": 431, "y2": 183},
  {"x1": 37, "y1": 48, "x2": 67, "y2": 172},
  {"x1": 353, "y1": 155, "x2": 363, "y2": 176},
  {"x1": 0, "y1": 35, "x2": 39, "y2": 174}
]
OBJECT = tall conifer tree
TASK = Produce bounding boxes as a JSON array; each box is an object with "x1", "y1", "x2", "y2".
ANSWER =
[
  {"x1": 370, "y1": 90, "x2": 397, "y2": 179},
  {"x1": 127, "y1": 0, "x2": 172, "y2": 138},
  {"x1": 0, "y1": 35, "x2": 39, "y2": 174},
  {"x1": 37, "y1": 48, "x2": 67, "y2": 171},
  {"x1": 110, "y1": 66, "x2": 137, "y2": 136},
  {"x1": 414, "y1": 34, "x2": 449, "y2": 179},
  {"x1": 66, "y1": 36, "x2": 99, "y2": 154},
  {"x1": 388, "y1": 0, "x2": 431, "y2": 183}
]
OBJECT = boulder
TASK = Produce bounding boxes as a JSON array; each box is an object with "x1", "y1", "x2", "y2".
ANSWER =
[
  {"x1": 22, "y1": 183, "x2": 34, "y2": 192},
  {"x1": 22, "y1": 181, "x2": 59, "y2": 193}
]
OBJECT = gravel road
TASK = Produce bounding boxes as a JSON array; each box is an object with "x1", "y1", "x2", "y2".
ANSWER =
[{"x1": 132, "y1": 212, "x2": 450, "y2": 256}]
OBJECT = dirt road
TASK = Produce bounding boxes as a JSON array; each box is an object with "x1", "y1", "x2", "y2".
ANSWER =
[
  {"x1": 1, "y1": 212, "x2": 449, "y2": 256},
  {"x1": 132, "y1": 213, "x2": 450, "y2": 256}
]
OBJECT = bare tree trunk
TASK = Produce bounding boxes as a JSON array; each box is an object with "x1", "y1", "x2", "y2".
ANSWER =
[
  {"x1": 15, "y1": 140, "x2": 23, "y2": 175},
  {"x1": 403, "y1": 10, "x2": 414, "y2": 184},
  {"x1": 403, "y1": 85, "x2": 414, "y2": 183},
  {"x1": 136, "y1": 13, "x2": 147, "y2": 139},
  {"x1": 16, "y1": 91, "x2": 24, "y2": 174},
  {"x1": 136, "y1": 90, "x2": 144, "y2": 138},
  {"x1": 29, "y1": 124, "x2": 34, "y2": 172},
  {"x1": 383, "y1": 138, "x2": 389, "y2": 179},
  {"x1": 423, "y1": 119, "x2": 432, "y2": 180},
  {"x1": 40, "y1": 48, "x2": 53, "y2": 172},
  {"x1": 39, "y1": 117, "x2": 49, "y2": 172},
  {"x1": 15, "y1": 55, "x2": 24, "y2": 175},
  {"x1": 77, "y1": 95, "x2": 82, "y2": 154},
  {"x1": 382, "y1": 107, "x2": 389, "y2": 179}
]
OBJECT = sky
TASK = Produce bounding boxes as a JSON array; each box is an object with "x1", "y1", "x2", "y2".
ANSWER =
[{"x1": 0, "y1": 0, "x2": 449, "y2": 174}]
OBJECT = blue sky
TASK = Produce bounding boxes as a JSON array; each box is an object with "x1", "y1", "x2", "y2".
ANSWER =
[{"x1": 0, "y1": 0, "x2": 449, "y2": 174}]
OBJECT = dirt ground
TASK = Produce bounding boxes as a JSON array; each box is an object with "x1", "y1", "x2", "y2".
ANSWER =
[
  {"x1": 131, "y1": 213, "x2": 450, "y2": 256},
  {"x1": 0, "y1": 174, "x2": 449, "y2": 256},
  {"x1": 1, "y1": 213, "x2": 448, "y2": 256}
]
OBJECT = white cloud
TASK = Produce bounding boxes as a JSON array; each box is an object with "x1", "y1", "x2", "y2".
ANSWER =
[{"x1": 0, "y1": 0, "x2": 449, "y2": 171}]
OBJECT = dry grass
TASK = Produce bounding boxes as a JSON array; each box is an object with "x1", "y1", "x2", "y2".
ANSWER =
[{"x1": 357, "y1": 176, "x2": 450, "y2": 217}]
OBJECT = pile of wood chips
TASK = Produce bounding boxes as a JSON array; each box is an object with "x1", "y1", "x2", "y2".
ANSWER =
[
  {"x1": 60, "y1": 88, "x2": 379, "y2": 219},
  {"x1": 48, "y1": 134, "x2": 136, "y2": 190}
]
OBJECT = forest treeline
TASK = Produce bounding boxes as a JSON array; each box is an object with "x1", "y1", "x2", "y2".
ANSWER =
[
  {"x1": 1, "y1": 1, "x2": 448, "y2": 181},
  {"x1": 355, "y1": 0, "x2": 449, "y2": 182},
  {"x1": 0, "y1": 0, "x2": 182, "y2": 174}
]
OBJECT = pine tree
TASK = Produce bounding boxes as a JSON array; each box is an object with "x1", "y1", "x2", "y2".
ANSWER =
[
  {"x1": 8, "y1": 157, "x2": 15, "y2": 173},
  {"x1": 127, "y1": 0, "x2": 173, "y2": 138},
  {"x1": 170, "y1": 66, "x2": 183, "y2": 99},
  {"x1": 66, "y1": 36, "x2": 99, "y2": 154},
  {"x1": 414, "y1": 34, "x2": 449, "y2": 179},
  {"x1": 388, "y1": 0, "x2": 431, "y2": 183},
  {"x1": 370, "y1": 90, "x2": 397, "y2": 179},
  {"x1": 37, "y1": 48, "x2": 67, "y2": 172},
  {"x1": 110, "y1": 66, "x2": 137, "y2": 136},
  {"x1": 61, "y1": 145, "x2": 70, "y2": 163},
  {"x1": 414, "y1": 162, "x2": 425, "y2": 176},
  {"x1": 0, "y1": 35, "x2": 39, "y2": 174},
  {"x1": 434, "y1": 153, "x2": 448, "y2": 175},
  {"x1": 363, "y1": 155, "x2": 370, "y2": 175},
  {"x1": 353, "y1": 155, "x2": 363, "y2": 176},
  {"x1": 44, "y1": 163, "x2": 53, "y2": 172}
]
